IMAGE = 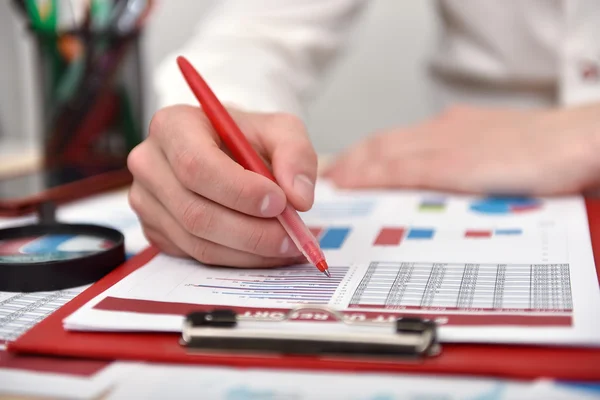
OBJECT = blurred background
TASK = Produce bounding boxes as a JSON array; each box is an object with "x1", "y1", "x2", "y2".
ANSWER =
[{"x1": 0, "y1": 0, "x2": 437, "y2": 158}]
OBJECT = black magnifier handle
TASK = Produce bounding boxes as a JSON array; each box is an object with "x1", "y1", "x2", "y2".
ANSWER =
[{"x1": 37, "y1": 201, "x2": 57, "y2": 224}]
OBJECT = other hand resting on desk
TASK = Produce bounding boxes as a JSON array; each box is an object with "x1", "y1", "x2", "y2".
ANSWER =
[{"x1": 325, "y1": 104, "x2": 600, "y2": 195}]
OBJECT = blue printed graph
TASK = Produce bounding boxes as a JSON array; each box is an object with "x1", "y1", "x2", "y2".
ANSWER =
[
  {"x1": 186, "y1": 265, "x2": 349, "y2": 304},
  {"x1": 406, "y1": 228, "x2": 435, "y2": 239},
  {"x1": 470, "y1": 196, "x2": 542, "y2": 215}
]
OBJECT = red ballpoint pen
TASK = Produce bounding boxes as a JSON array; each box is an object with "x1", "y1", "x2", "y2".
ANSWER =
[{"x1": 176, "y1": 56, "x2": 331, "y2": 277}]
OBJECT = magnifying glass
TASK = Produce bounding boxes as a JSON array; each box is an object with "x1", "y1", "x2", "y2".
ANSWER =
[{"x1": 0, "y1": 202, "x2": 125, "y2": 292}]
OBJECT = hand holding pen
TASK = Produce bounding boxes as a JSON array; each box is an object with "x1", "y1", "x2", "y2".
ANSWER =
[{"x1": 127, "y1": 58, "x2": 329, "y2": 274}]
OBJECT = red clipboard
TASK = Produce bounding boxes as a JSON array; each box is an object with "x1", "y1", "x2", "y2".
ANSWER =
[{"x1": 8, "y1": 199, "x2": 600, "y2": 382}]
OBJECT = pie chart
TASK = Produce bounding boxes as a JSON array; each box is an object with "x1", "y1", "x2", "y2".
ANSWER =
[{"x1": 469, "y1": 196, "x2": 542, "y2": 215}]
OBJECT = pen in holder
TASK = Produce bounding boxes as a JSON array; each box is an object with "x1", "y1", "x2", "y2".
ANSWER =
[{"x1": 17, "y1": 0, "x2": 153, "y2": 172}]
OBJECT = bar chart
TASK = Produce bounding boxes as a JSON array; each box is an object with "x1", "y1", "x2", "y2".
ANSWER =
[
  {"x1": 372, "y1": 226, "x2": 524, "y2": 246},
  {"x1": 306, "y1": 225, "x2": 527, "y2": 251},
  {"x1": 186, "y1": 265, "x2": 350, "y2": 305},
  {"x1": 373, "y1": 227, "x2": 435, "y2": 245},
  {"x1": 464, "y1": 228, "x2": 523, "y2": 238}
]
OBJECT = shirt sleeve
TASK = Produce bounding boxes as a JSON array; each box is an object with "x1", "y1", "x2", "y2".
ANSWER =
[
  {"x1": 559, "y1": 0, "x2": 600, "y2": 106},
  {"x1": 153, "y1": 0, "x2": 369, "y2": 118}
]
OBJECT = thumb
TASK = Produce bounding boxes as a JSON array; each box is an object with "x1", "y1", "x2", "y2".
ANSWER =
[{"x1": 255, "y1": 113, "x2": 317, "y2": 211}]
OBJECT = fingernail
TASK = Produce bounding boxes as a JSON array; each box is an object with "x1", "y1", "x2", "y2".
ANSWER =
[
  {"x1": 280, "y1": 237, "x2": 301, "y2": 256},
  {"x1": 260, "y1": 193, "x2": 284, "y2": 216},
  {"x1": 280, "y1": 237, "x2": 290, "y2": 254},
  {"x1": 260, "y1": 195, "x2": 270, "y2": 214},
  {"x1": 293, "y1": 174, "x2": 314, "y2": 203}
]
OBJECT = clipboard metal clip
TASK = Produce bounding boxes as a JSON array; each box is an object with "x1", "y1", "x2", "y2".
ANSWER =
[{"x1": 181, "y1": 305, "x2": 441, "y2": 359}]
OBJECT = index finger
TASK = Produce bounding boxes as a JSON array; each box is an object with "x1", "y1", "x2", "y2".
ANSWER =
[{"x1": 149, "y1": 105, "x2": 287, "y2": 218}]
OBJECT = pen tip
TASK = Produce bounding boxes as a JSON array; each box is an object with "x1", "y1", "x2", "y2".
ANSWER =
[{"x1": 317, "y1": 261, "x2": 331, "y2": 278}]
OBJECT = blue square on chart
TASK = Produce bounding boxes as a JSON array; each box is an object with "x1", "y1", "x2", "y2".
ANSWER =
[
  {"x1": 406, "y1": 228, "x2": 434, "y2": 239},
  {"x1": 319, "y1": 227, "x2": 351, "y2": 250},
  {"x1": 495, "y1": 229, "x2": 523, "y2": 236}
]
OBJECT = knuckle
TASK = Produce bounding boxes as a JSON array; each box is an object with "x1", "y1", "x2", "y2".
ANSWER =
[
  {"x1": 142, "y1": 226, "x2": 172, "y2": 253},
  {"x1": 245, "y1": 225, "x2": 284, "y2": 256},
  {"x1": 269, "y1": 112, "x2": 306, "y2": 133},
  {"x1": 148, "y1": 107, "x2": 171, "y2": 139},
  {"x1": 127, "y1": 186, "x2": 143, "y2": 215},
  {"x1": 126, "y1": 143, "x2": 146, "y2": 176},
  {"x1": 142, "y1": 226, "x2": 159, "y2": 244},
  {"x1": 173, "y1": 150, "x2": 204, "y2": 188},
  {"x1": 179, "y1": 199, "x2": 214, "y2": 236},
  {"x1": 244, "y1": 226, "x2": 268, "y2": 254},
  {"x1": 191, "y1": 240, "x2": 214, "y2": 264},
  {"x1": 226, "y1": 177, "x2": 249, "y2": 210}
]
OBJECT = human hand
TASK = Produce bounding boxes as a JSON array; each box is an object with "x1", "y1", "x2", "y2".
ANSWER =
[
  {"x1": 324, "y1": 105, "x2": 600, "y2": 195},
  {"x1": 127, "y1": 105, "x2": 317, "y2": 267}
]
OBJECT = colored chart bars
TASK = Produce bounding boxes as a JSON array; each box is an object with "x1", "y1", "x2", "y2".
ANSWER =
[
  {"x1": 373, "y1": 227, "x2": 523, "y2": 246},
  {"x1": 373, "y1": 227, "x2": 435, "y2": 246},
  {"x1": 418, "y1": 196, "x2": 446, "y2": 212},
  {"x1": 470, "y1": 196, "x2": 542, "y2": 215},
  {"x1": 309, "y1": 227, "x2": 351, "y2": 250},
  {"x1": 465, "y1": 229, "x2": 523, "y2": 238}
]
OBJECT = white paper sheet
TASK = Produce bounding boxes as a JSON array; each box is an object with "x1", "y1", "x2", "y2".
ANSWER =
[
  {"x1": 63, "y1": 182, "x2": 600, "y2": 346},
  {"x1": 0, "y1": 357, "x2": 138, "y2": 399},
  {"x1": 0, "y1": 286, "x2": 87, "y2": 349},
  {"x1": 0, "y1": 284, "x2": 141, "y2": 399},
  {"x1": 106, "y1": 363, "x2": 600, "y2": 400}
]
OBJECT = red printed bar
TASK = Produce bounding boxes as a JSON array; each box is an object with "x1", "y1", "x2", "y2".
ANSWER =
[
  {"x1": 94, "y1": 297, "x2": 572, "y2": 327},
  {"x1": 374, "y1": 227, "x2": 405, "y2": 246},
  {"x1": 511, "y1": 204, "x2": 541, "y2": 213},
  {"x1": 465, "y1": 230, "x2": 492, "y2": 238}
]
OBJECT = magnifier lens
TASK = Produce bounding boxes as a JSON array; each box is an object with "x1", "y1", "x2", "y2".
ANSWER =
[
  {"x1": 0, "y1": 234, "x2": 117, "y2": 263},
  {"x1": 0, "y1": 224, "x2": 125, "y2": 292}
]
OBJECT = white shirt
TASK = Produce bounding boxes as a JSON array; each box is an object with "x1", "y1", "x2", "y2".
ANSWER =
[{"x1": 154, "y1": 0, "x2": 600, "y2": 118}]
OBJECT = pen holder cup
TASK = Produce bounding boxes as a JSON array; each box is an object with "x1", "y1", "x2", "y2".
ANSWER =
[{"x1": 29, "y1": 23, "x2": 146, "y2": 171}]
